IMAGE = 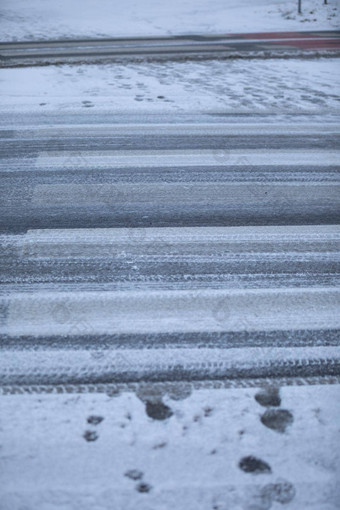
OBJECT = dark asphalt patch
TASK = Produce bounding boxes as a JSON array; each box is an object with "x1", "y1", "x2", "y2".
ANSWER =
[{"x1": 0, "y1": 302, "x2": 9, "y2": 327}]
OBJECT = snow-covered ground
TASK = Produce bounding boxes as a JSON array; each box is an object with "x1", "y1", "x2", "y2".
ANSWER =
[
  {"x1": 1, "y1": 383, "x2": 339, "y2": 510},
  {"x1": 0, "y1": 58, "x2": 339, "y2": 113},
  {"x1": 0, "y1": 0, "x2": 339, "y2": 42}
]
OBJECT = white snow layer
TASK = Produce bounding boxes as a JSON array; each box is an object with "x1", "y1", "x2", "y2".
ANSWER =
[
  {"x1": 0, "y1": 0, "x2": 339, "y2": 42},
  {"x1": 0, "y1": 58, "x2": 339, "y2": 113},
  {"x1": 0, "y1": 384, "x2": 339, "y2": 510}
]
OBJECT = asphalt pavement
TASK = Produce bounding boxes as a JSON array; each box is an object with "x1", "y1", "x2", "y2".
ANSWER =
[{"x1": 1, "y1": 30, "x2": 339, "y2": 66}]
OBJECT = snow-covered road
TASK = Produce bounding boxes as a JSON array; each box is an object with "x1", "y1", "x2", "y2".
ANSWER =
[
  {"x1": 1, "y1": 91, "x2": 340, "y2": 509},
  {"x1": 1, "y1": 113, "x2": 339, "y2": 389}
]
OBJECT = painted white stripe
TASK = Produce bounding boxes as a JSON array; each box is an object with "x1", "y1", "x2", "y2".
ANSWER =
[
  {"x1": 35, "y1": 149, "x2": 339, "y2": 169},
  {"x1": 0, "y1": 347, "x2": 339, "y2": 382},
  {"x1": 9, "y1": 224, "x2": 340, "y2": 259},
  {"x1": 18, "y1": 224, "x2": 340, "y2": 242},
  {"x1": 2, "y1": 287, "x2": 340, "y2": 336}
]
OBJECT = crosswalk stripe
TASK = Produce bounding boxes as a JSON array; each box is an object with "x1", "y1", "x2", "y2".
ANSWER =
[
  {"x1": 33, "y1": 149, "x2": 339, "y2": 169},
  {"x1": 1, "y1": 346, "x2": 339, "y2": 386},
  {"x1": 2, "y1": 287, "x2": 340, "y2": 336}
]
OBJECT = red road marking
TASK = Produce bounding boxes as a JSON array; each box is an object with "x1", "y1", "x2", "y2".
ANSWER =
[
  {"x1": 229, "y1": 31, "x2": 340, "y2": 40},
  {"x1": 266, "y1": 39, "x2": 340, "y2": 49},
  {"x1": 219, "y1": 31, "x2": 340, "y2": 50}
]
